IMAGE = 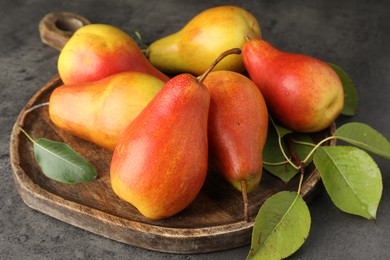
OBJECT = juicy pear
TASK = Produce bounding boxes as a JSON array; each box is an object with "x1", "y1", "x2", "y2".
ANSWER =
[
  {"x1": 147, "y1": 6, "x2": 261, "y2": 76},
  {"x1": 203, "y1": 70, "x2": 268, "y2": 220},
  {"x1": 49, "y1": 71, "x2": 164, "y2": 151},
  {"x1": 58, "y1": 24, "x2": 169, "y2": 85},
  {"x1": 110, "y1": 74, "x2": 210, "y2": 219},
  {"x1": 110, "y1": 48, "x2": 241, "y2": 220},
  {"x1": 243, "y1": 38, "x2": 344, "y2": 133}
]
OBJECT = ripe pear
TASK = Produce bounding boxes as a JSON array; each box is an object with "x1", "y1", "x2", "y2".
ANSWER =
[
  {"x1": 242, "y1": 38, "x2": 344, "y2": 133},
  {"x1": 110, "y1": 49, "x2": 241, "y2": 220},
  {"x1": 147, "y1": 6, "x2": 261, "y2": 76},
  {"x1": 49, "y1": 71, "x2": 164, "y2": 151},
  {"x1": 58, "y1": 24, "x2": 169, "y2": 85},
  {"x1": 202, "y1": 71, "x2": 268, "y2": 221}
]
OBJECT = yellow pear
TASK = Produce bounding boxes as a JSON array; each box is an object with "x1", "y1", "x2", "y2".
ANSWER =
[
  {"x1": 49, "y1": 72, "x2": 164, "y2": 151},
  {"x1": 147, "y1": 6, "x2": 261, "y2": 76}
]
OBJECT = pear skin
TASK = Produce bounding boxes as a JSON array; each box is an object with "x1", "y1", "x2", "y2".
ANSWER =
[
  {"x1": 110, "y1": 74, "x2": 210, "y2": 219},
  {"x1": 49, "y1": 71, "x2": 164, "y2": 151},
  {"x1": 242, "y1": 38, "x2": 344, "y2": 133},
  {"x1": 203, "y1": 71, "x2": 268, "y2": 220},
  {"x1": 147, "y1": 6, "x2": 261, "y2": 76},
  {"x1": 203, "y1": 70, "x2": 268, "y2": 193},
  {"x1": 58, "y1": 24, "x2": 169, "y2": 85}
]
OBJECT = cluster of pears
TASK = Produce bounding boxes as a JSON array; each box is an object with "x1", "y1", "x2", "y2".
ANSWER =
[{"x1": 48, "y1": 5, "x2": 344, "y2": 220}]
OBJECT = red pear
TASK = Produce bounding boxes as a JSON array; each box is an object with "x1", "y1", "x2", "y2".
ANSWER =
[
  {"x1": 110, "y1": 49, "x2": 240, "y2": 219},
  {"x1": 58, "y1": 24, "x2": 169, "y2": 85},
  {"x1": 110, "y1": 74, "x2": 210, "y2": 219},
  {"x1": 242, "y1": 38, "x2": 344, "y2": 133},
  {"x1": 203, "y1": 70, "x2": 268, "y2": 220}
]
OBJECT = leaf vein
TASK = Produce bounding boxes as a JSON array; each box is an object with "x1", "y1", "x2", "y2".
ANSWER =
[
  {"x1": 322, "y1": 148, "x2": 372, "y2": 217},
  {"x1": 36, "y1": 142, "x2": 87, "y2": 173}
]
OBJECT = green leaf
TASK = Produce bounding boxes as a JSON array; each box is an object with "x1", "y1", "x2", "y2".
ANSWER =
[
  {"x1": 263, "y1": 123, "x2": 298, "y2": 182},
  {"x1": 328, "y1": 63, "x2": 358, "y2": 116},
  {"x1": 314, "y1": 146, "x2": 382, "y2": 219},
  {"x1": 247, "y1": 191, "x2": 311, "y2": 260},
  {"x1": 34, "y1": 138, "x2": 98, "y2": 184},
  {"x1": 263, "y1": 121, "x2": 315, "y2": 182},
  {"x1": 133, "y1": 30, "x2": 148, "y2": 49},
  {"x1": 270, "y1": 117, "x2": 293, "y2": 138},
  {"x1": 335, "y1": 122, "x2": 390, "y2": 160},
  {"x1": 289, "y1": 133, "x2": 316, "y2": 165}
]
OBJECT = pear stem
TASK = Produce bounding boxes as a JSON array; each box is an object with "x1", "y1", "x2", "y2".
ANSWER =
[
  {"x1": 197, "y1": 48, "x2": 241, "y2": 83},
  {"x1": 19, "y1": 102, "x2": 49, "y2": 127},
  {"x1": 241, "y1": 180, "x2": 249, "y2": 222}
]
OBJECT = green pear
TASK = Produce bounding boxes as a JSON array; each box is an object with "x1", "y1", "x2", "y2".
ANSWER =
[
  {"x1": 147, "y1": 6, "x2": 261, "y2": 76},
  {"x1": 203, "y1": 70, "x2": 268, "y2": 221},
  {"x1": 242, "y1": 38, "x2": 344, "y2": 133}
]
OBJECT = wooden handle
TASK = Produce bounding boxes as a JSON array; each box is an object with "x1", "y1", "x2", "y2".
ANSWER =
[{"x1": 39, "y1": 12, "x2": 91, "y2": 51}]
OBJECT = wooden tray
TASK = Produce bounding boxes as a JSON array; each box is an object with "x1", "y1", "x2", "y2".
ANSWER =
[{"x1": 9, "y1": 75, "x2": 334, "y2": 254}]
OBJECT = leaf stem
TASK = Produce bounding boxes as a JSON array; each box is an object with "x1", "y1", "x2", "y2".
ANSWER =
[
  {"x1": 301, "y1": 136, "x2": 337, "y2": 164},
  {"x1": 287, "y1": 136, "x2": 306, "y2": 194},
  {"x1": 291, "y1": 139, "x2": 316, "y2": 147},
  {"x1": 278, "y1": 135, "x2": 300, "y2": 170},
  {"x1": 19, "y1": 126, "x2": 36, "y2": 143},
  {"x1": 297, "y1": 168, "x2": 305, "y2": 195},
  {"x1": 263, "y1": 160, "x2": 291, "y2": 166},
  {"x1": 268, "y1": 117, "x2": 300, "y2": 170}
]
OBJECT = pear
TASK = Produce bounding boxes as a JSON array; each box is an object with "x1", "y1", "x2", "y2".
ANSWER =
[
  {"x1": 242, "y1": 38, "x2": 344, "y2": 133},
  {"x1": 49, "y1": 71, "x2": 164, "y2": 151},
  {"x1": 58, "y1": 24, "x2": 169, "y2": 85},
  {"x1": 147, "y1": 6, "x2": 261, "y2": 76},
  {"x1": 110, "y1": 49, "x2": 241, "y2": 220},
  {"x1": 202, "y1": 71, "x2": 268, "y2": 221}
]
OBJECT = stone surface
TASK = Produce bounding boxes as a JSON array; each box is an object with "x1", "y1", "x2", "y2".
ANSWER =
[{"x1": 1, "y1": 0, "x2": 389, "y2": 259}]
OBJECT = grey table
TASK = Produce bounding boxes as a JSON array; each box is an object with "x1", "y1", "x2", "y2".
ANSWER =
[{"x1": 1, "y1": 0, "x2": 389, "y2": 259}]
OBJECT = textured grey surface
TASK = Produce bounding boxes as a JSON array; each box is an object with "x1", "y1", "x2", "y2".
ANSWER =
[{"x1": 1, "y1": 0, "x2": 390, "y2": 259}]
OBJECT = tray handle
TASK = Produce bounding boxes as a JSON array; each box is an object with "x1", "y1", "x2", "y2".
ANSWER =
[{"x1": 39, "y1": 12, "x2": 91, "y2": 51}]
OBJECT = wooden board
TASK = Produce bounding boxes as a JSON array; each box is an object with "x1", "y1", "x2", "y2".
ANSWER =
[{"x1": 9, "y1": 75, "x2": 335, "y2": 254}]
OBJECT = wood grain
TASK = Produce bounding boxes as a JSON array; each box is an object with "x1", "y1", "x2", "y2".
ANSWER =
[
  {"x1": 9, "y1": 75, "x2": 335, "y2": 253},
  {"x1": 39, "y1": 12, "x2": 91, "y2": 51}
]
